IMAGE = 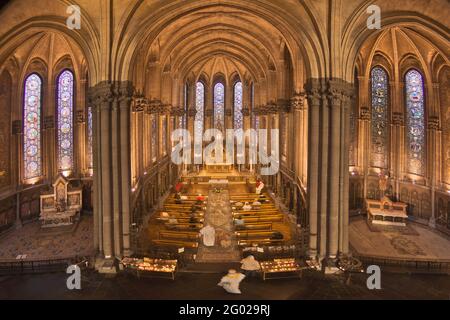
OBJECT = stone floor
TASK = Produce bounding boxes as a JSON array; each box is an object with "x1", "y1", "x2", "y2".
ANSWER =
[
  {"x1": 0, "y1": 216, "x2": 95, "y2": 260},
  {"x1": 1, "y1": 269, "x2": 450, "y2": 300},
  {"x1": 349, "y1": 217, "x2": 450, "y2": 260}
]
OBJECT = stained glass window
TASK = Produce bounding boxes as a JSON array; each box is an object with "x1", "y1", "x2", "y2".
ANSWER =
[
  {"x1": 214, "y1": 83, "x2": 225, "y2": 131},
  {"x1": 151, "y1": 114, "x2": 157, "y2": 162},
  {"x1": 87, "y1": 106, "x2": 93, "y2": 171},
  {"x1": 234, "y1": 82, "x2": 243, "y2": 130},
  {"x1": 23, "y1": 73, "x2": 42, "y2": 180},
  {"x1": 56, "y1": 70, "x2": 74, "y2": 174},
  {"x1": 405, "y1": 69, "x2": 426, "y2": 175},
  {"x1": 195, "y1": 82, "x2": 204, "y2": 139},
  {"x1": 370, "y1": 66, "x2": 389, "y2": 168}
]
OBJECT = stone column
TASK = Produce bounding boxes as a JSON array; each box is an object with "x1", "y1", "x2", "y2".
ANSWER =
[
  {"x1": 119, "y1": 82, "x2": 133, "y2": 256},
  {"x1": 305, "y1": 81, "x2": 321, "y2": 259},
  {"x1": 98, "y1": 83, "x2": 114, "y2": 259},
  {"x1": 111, "y1": 87, "x2": 122, "y2": 257},
  {"x1": 327, "y1": 83, "x2": 342, "y2": 260},
  {"x1": 12, "y1": 120, "x2": 22, "y2": 228},
  {"x1": 319, "y1": 87, "x2": 329, "y2": 260},
  {"x1": 428, "y1": 116, "x2": 440, "y2": 228}
]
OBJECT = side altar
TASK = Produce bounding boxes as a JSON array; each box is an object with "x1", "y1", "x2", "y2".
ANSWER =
[{"x1": 39, "y1": 174, "x2": 82, "y2": 228}]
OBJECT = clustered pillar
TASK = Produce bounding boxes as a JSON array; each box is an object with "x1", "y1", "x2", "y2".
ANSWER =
[
  {"x1": 89, "y1": 81, "x2": 134, "y2": 264},
  {"x1": 305, "y1": 78, "x2": 354, "y2": 271}
]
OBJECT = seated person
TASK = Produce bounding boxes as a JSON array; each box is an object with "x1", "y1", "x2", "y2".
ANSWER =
[
  {"x1": 175, "y1": 193, "x2": 183, "y2": 204},
  {"x1": 240, "y1": 255, "x2": 261, "y2": 277},
  {"x1": 252, "y1": 199, "x2": 261, "y2": 209},
  {"x1": 167, "y1": 218, "x2": 178, "y2": 225},
  {"x1": 270, "y1": 231, "x2": 284, "y2": 240},
  {"x1": 234, "y1": 218, "x2": 245, "y2": 226},
  {"x1": 235, "y1": 201, "x2": 244, "y2": 209},
  {"x1": 189, "y1": 213, "x2": 198, "y2": 224},
  {"x1": 159, "y1": 212, "x2": 170, "y2": 221},
  {"x1": 242, "y1": 202, "x2": 252, "y2": 211}
]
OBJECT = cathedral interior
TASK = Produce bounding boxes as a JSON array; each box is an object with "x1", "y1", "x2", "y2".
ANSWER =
[{"x1": 0, "y1": 0, "x2": 449, "y2": 300}]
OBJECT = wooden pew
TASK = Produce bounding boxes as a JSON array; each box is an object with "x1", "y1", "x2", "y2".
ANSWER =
[
  {"x1": 232, "y1": 211, "x2": 279, "y2": 218},
  {"x1": 160, "y1": 231, "x2": 199, "y2": 241},
  {"x1": 165, "y1": 223, "x2": 203, "y2": 231},
  {"x1": 235, "y1": 223, "x2": 272, "y2": 231},
  {"x1": 237, "y1": 215, "x2": 284, "y2": 223},
  {"x1": 237, "y1": 239, "x2": 284, "y2": 247},
  {"x1": 152, "y1": 239, "x2": 198, "y2": 248},
  {"x1": 165, "y1": 217, "x2": 205, "y2": 224},
  {"x1": 235, "y1": 230, "x2": 278, "y2": 239}
]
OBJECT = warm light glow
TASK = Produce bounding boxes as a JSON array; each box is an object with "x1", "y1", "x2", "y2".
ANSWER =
[{"x1": 62, "y1": 170, "x2": 71, "y2": 177}]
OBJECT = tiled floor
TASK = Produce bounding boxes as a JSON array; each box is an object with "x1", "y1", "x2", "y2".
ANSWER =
[
  {"x1": 349, "y1": 217, "x2": 450, "y2": 260},
  {"x1": 0, "y1": 216, "x2": 94, "y2": 260}
]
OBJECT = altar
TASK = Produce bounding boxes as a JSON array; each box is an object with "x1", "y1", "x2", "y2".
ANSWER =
[
  {"x1": 39, "y1": 174, "x2": 82, "y2": 228},
  {"x1": 366, "y1": 196, "x2": 408, "y2": 226},
  {"x1": 205, "y1": 163, "x2": 233, "y2": 173}
]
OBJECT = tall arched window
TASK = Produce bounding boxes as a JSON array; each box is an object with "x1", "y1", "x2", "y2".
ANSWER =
[
  {"x1": 214, "y1": 82, "x2": 225, "y2": 130},
  {"x1": 370, "y1": 66, "x2": 389, "y2": 169},
  {"x1": 56, "y1": 70, "x2": 74, "y2": 175},
  {"x1": 23, "y1": 73, "x2": 42, "y2": 180},
  {"x1": 234, "y1": 81, "x2": 243, "y2": 130},
  {"x1": 195, "y1": 82, "x2": 205, "y2": 139},
  {"x1": 405, "y1": 69, "x2": 426, "y2": 176}
]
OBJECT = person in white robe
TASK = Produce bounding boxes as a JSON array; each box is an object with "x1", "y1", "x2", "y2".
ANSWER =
[
  {"x1": 240, "y1": 255, "x2": 261, "y2": 277},
  {"x1": 199, "y1": 225, "x2": 216, "y2": 246},
  {"x1": 243, "y1": 202, "x2": 252, "y2": 211},
  {"x1": 217, "y1": 269, "x2": 246, "y2": 294}
]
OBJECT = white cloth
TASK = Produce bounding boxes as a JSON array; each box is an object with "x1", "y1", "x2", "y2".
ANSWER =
[
  {"x1": 240, "y1": 256, "x2": 261, "y2": 271},
  {"x1": 243, "y1": 204, "x2": 252, "y2": 211},
  {"x1": 200, "y1": 225, "x2": 216, "y2": 246},
  {"x1": 218, "y1": 273, "x2": 246, "y2": 294}
]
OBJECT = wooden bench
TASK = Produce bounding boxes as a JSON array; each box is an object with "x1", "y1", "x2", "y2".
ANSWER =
[
  {"x1": 233, "y1": 211, "x2": 279, "y2": 218},
  {"x1": 165, "y1": 223, "x2": 204, "y2": 231},
  {"x1": 165, "y1": 217, "x2": 205, "y2": 224},
  {"x1": 160, "y1": 231, "x2": 199, "y2": 241},
  {"x1": 235, "y1": 231, "x2": 278, "y2": 239},
  {"x1": 237, "y1": 239, "x2": 284, "y2": 247},
  {"x1": 237, "y1": 215, "x2": 284, "y2": 223},
  {"x1": 235, "y1": 223, "x2": 272, "y2": 231},
  {"x1": 152, "y1": 239, "x2": 198, "y2": 248}
]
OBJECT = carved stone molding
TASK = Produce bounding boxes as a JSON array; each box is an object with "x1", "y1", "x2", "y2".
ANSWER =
[
  {"x1": 225, "y1": 109, "x2": 233, "y2": 117},
  {"x1": 205, "y1": 109, "x2": 213, "y2": 117},
  {"x1": 360, "y1": 107, "x2": 370, "y2": 121},
  {"x1": 187, "y1": 108, "x2": 197, "y2": 117},
  {"x1": 12, "y1": 120, "x2": 22, "y2": 135},
  {"x1": 290, "y1": 91, "x2": 306, "y2": 112},
  {"x1": 242, "y1": 107, "x2": 250, "y2": 116},
  {"x1": 76, "y1": 110, "x2": 85, "y2": 123},
  {"x1": 392, "y1": 112, "x2": 404, "y2": 126},
  {"x1": 428, "y1": 116, "x2": 440, "y2": 130},
  {"x1": 44, "y1": 116, "x2": 54, "y2": 129}
]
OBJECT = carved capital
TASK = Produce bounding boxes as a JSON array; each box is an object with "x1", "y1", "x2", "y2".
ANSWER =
[
  {"x1": 242, "y1": 107, "x2": 250, "y2": 116},
  {"x1": 44, "y1": 116, "x2": 54, "y2": 129},
  {"x1": 392, "y1": 112, "x2": 404, "y2": 126},
  {"x1": 76, "y1": 110, "x2": 85, "y2": 123},
  {"x1": 188, "y1": 108, "x2": 197, "y2": 117},
  {"x1": 428, "y1": 116, "x2": 440, "y2": 130},
  {"x1": 12, "y1": 120, "x2": 22, "y2": 135},
  {"x1": 290, "y1": 91, "x2": 306, "y2": 111},
  {"x1": 360, "y1": 107, "x2": 370, "y2": 121}
]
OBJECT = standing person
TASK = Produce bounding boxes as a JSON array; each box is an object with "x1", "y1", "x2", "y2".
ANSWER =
[
  {"x1": 199, "y1": 224, "x2": 216, "y2": 247},
  {"x1": 217, "y1": 269, "x2": 246, "y2": 294},
  {"x1": 240, "y1": 255, "x2": 261, "y2": 277}
]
